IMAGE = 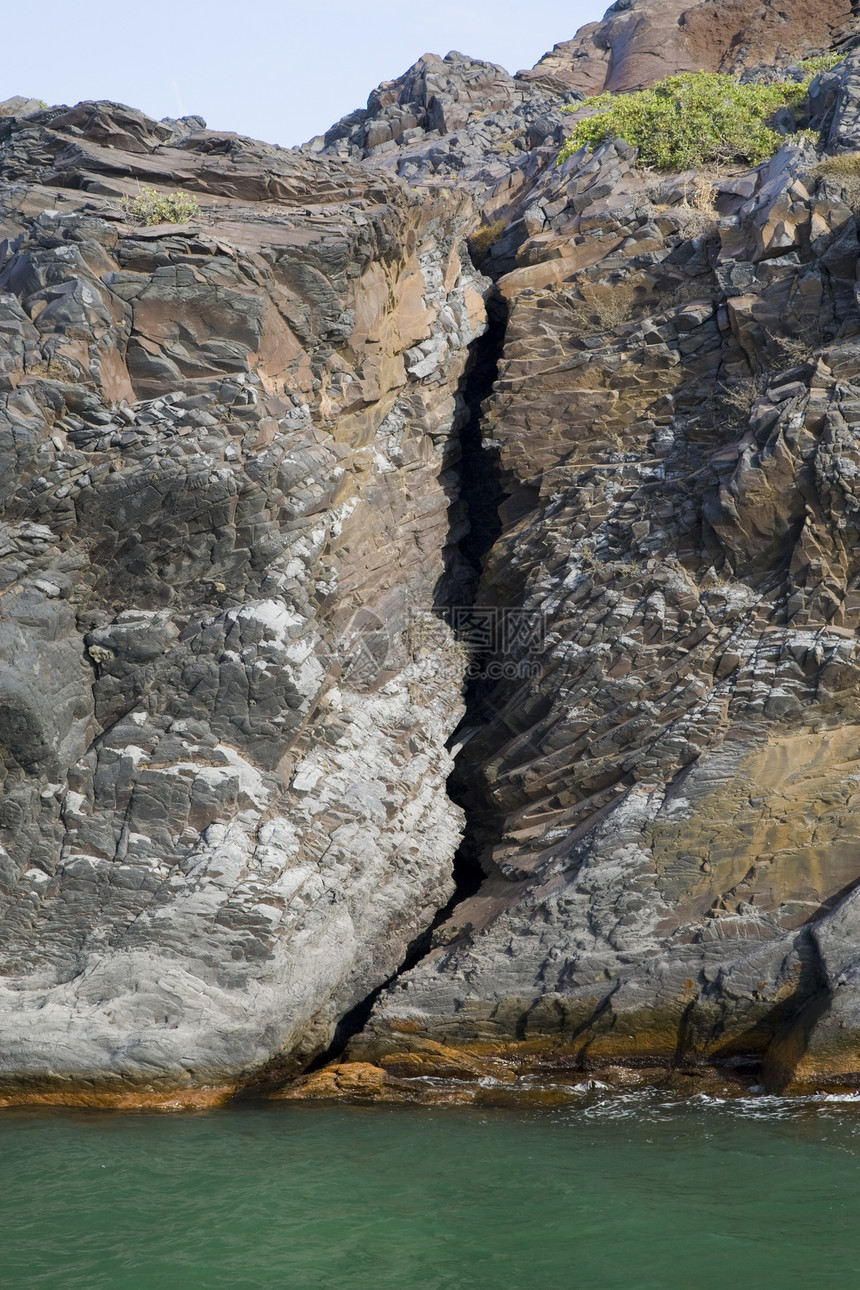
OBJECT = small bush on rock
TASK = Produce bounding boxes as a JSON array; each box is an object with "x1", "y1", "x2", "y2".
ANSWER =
[
  {"x1": 123, "y1": 187, "x2": 201, "y2": 225},
  {"x1": 558, "y1": 71, "x2": 812, "y2": 171},
  {"x1": 468, "y1": 218, "x2": 507, "y2": 258},
  {"x1": 797, "y1": 52, "x2": 844, "y2": 78},
  {"x1": 771, "y1": 319, "x2": 829, "y2": 366},
  {"x1": 671, "y1": 175, "x2": 720, "y2": 239},
  {"x1": 709, "y1": 375, "x2": 768, "y2": 432},
  {"x1": 810, "y1": 153, "x2": 860, "y2": 178},
  {"x1": 566, "y1": 280, "x2": 638, "y2": 333},
  {"x1": 810, "y1": 153, "x2": 860, "y2": 211},
  {"x1": 671, "y1": 206, "x2": 721, "y2": 240}
]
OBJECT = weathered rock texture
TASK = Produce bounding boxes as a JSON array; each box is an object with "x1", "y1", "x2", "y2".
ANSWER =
[
  {"x1": 351, "y1": 47, "x2": 860, "y2": 1096},
  {"x1": 0, "y1": 98, "x2": 486, "y2": 1101},
  {"x1": 304, "y1": 50, "x2": 583, "y2": 188},
  {"x1": 526, "y1": 0, "x2": 859, "y2": 95},
  {"x1": 5, "y1": 0, "x2": 860, "y2": 1105}
]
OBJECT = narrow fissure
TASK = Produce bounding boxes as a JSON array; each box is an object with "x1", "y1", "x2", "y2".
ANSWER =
[
  {"x1": 299, "y1": 281, "x2": 512, "y2": 1078},
  {"x1": 438, "y1": 282, "x2": 510, "y2": 901},
  {"x1": 441, "y1": 284, "x2": 510, "y2": 607}
]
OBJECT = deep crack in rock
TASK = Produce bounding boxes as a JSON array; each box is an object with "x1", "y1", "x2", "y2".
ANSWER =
[
  {"x1": 441, "y1": 283, "x2": 511, "y2": 900},
  {"x1": 11, "y1": 0, "x2": 860, "y2": 1105},
  {"x1": 296, "y1": 281, "x2": 513, "y2": 1078}
]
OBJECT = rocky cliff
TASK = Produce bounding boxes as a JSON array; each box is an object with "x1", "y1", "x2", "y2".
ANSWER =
[
  {"x1": 0, "y1": 100, "x2": 486, "y2": 1103},
  {"x1": 4, "y1": 0, "x2": 860, "y2": 1106}
]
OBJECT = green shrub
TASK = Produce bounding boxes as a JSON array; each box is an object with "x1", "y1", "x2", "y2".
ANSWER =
[
  {"x1": 558, "y1": 71, "x2": 813, "y2": 171},
  {"x1": 797, "y1": 52, "x2": 844, "y2": 78},
  {"x1": 122, "y1": 187, "x2": 201, "y2": 226}
]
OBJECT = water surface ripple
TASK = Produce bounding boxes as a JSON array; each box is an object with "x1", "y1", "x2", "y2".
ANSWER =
[{"x1": 2, "y1": 1091, "x2": 859, "y2": 1288}]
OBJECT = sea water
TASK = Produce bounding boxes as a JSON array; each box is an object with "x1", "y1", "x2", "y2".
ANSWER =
[{"x1": 2, "y1": 1090, "x2": 859, "y2": 1289}]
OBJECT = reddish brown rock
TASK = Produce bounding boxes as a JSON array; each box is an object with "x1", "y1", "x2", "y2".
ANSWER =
[{"x1": 522, "y1": 0, "x2": 857, "y2": 94}]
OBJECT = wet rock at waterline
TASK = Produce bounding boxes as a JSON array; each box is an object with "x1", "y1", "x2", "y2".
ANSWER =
[{"x1": 6, "y1": 0, "x2": 860, "y2": 1104}]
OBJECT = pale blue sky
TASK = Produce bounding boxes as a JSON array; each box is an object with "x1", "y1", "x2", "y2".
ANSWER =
[{"x1": 6, "y1": 1, "x2": 606, "y2": 147}]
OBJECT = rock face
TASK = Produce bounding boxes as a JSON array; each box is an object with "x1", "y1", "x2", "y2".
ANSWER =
[
  {"x1": 304, "y1": 50, "x2": 583, "y2": 187},
  {"x1": 351, "y1": 50, "x2": 860, "y2": 1095},
  {"x1": 0, "y1": 100, "x2": 486, "y2": 1100},
  {"x1": 6, "y1": 2, "x2": 860, "y2": 1105},
  {"x1": 526, "y1": 0, "x2": 858, "y2": 95}
]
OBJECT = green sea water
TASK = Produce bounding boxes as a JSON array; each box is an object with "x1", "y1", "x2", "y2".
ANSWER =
[{"x1": 2, "y1": 1090, "x2": 859, "y2": 1289}]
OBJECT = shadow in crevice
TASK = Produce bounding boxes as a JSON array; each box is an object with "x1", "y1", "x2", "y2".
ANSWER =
[
  {"x1": 435, "y1": 284, "x2": 511, "y2": 900},
  {"x1": 758, "y1": 931, "x2": 832, "y2": 1094},
  {"x1": 684, "y1": 928, "x2": 834, "y2": 1093},
  {"x1": 434, "y1": 284, "x2": 509, "y2": 612},
  {"x1": 296, "y1": 285, "x2": 514, "y2": 1077},
  {"x1": 301, "y1": 904, "x2": 456, "y2": 1075}
]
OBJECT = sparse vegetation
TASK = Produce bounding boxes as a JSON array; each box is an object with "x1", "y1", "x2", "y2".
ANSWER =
[
  {"x1": 122, "y1": 187, "x2": 201, "y2": 226},
  {"x1": 809, "y1": 152, "x2": 860, "y2": 209},
  {"x1": 793, "y1": 127, "x2": 823, "y2": 150},
  {"x1": 709, "y1": 317, "x2": 830, "y2": 434},
  {"x1": 565, "y1": 280, "x2": 638, "y2": 333},
  {"x1": 769, "y1": 318, "x2": 830, "y2": 367},
  {"x1": 712, "y1": 375, "x2": 769, "y2": 429},
  {"x1": 670, "y1": 175, "x2": 721, "y2": 239},
  {"x1": 797, "y1": 52, "x2": 844, "y2": 78},
  {"x1": 468, "y1": 218, "x2": 508, "y2": 258},
  {"x1": 641, "y1": 176, "x2": 721, "y2": 240},
  {"x1": 810, "y1": 152, "x2": 860, "y2": 179},
  {"x1": 558, "y1": 70, "x2": 818, "y2": 171},
  {"x1": 685, "y1": 176, "x2": 716, "y2": 210},
  {"x1": 671, "y1": 207, "x2": 721, "y2": 240}
]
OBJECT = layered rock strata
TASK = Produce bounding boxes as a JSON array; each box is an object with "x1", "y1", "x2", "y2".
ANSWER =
[
  {"x1": 0, "y1": 100, "x2": 486, "y2": 1102},
  {"x1": 346, "y1": 51, "x2": 860, "y2": 1096},
  {"x1": 6, "y1": 0, "x2": 860, "y2": 1106}
]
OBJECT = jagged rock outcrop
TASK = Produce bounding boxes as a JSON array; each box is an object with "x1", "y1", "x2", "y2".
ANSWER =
[
  {"x1": 0, "y1": 99, "x2": 486, "y2": 1102},
  {"x1": 303, "y1": 50, "x2": 583, "y2": 188},
  {"x1": 341, "y1": 50, "x2": 860, "y2": 1095}
]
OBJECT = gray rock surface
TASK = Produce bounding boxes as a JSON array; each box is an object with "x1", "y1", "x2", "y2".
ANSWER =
[
  {"x1": 302, "y1": 50, "x2": 582, "y2": 189},
  {"x1": 0, "y1": 98, "x2": 486, "y2": 1099},
  {"x1": 7, "y1": 0, "x2": 860, "y2": 1104},
  {"x1": 351, "y1": 66, "x2": 860, "y2": 1092}
]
